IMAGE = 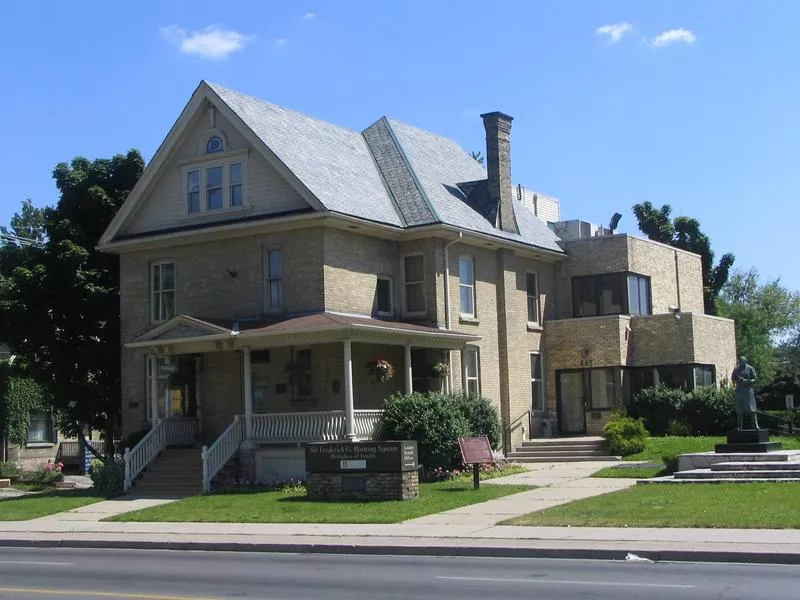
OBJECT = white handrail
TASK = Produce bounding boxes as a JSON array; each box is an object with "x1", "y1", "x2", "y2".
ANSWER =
[
  {"x1": 123, "y1": 417, "x2": 200, "y2": 492},
  {"x1": 124, "y1": 419, "x2": 166, "y2": 492},
  {"x1": 201, "y1": 415, "x2": 244, "y2": 494}
]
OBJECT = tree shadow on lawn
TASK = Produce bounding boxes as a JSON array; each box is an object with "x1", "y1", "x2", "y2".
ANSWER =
[{"x1": 0, "y1": 488, "x2": 99, "y2": 503}]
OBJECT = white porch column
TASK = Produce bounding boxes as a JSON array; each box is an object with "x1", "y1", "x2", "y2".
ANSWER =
[
  {"x1": 404, "y1": 344, "x2": 413, "y2": 395},
  {"x1": 149, "y1": 355, "x2": 159, "y2": 425},
  {"x1": 194, "y1": 357, "x2": 203, "y2": 435},
  {"x1": 243, "y1": 348, "x2": 253, "y2": 440},
  {"x1": 344, "y1": 339, "x2": 356, "y2": 440}
]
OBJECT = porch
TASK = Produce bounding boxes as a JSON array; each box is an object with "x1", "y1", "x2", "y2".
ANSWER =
[{"x1": 123, "y1": 312, "x2": 479, "y2": 493}]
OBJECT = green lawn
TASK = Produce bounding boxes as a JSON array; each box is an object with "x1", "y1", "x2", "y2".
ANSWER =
[
  {"x1": 0, "y1": 490, "x2": 105, "y2": 520},
  {"x1": 593, "y1": 435, "x2": 800, "y2": 479},
  {"x1": 502, "y1": 483, "x2": 800, "y2": 528},
  {"x1": 109, "y1": 480, "x2": 534, "y2": 524}
]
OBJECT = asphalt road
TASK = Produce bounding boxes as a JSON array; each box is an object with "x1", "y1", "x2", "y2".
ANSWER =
[{"x1": 0, "y1": 547, "x2": 798, "y2": 599}]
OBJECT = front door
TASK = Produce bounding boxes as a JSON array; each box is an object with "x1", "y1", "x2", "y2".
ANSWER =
[{"x1": 557, "y1": 370, "x2": 586, "y2": 434}]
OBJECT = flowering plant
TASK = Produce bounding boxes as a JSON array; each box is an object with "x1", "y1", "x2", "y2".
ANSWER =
[
  {"x1": 430, "y1": 362, "x2": 450, "y2": 378},
  {"x1": 366, "y1": 359, "x2": 395, "y2": 384}
]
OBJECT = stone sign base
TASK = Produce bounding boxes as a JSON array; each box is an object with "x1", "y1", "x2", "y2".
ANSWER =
[
  {"x1": 715, "y1": 429, "x2": 782, "y2": 453},
  {"x1": 308, "y1": 471, "x2": 419, "y2": 501}
]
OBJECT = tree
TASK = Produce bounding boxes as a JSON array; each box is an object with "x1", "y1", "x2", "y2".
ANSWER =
[
  {"x1": 0, "y1": 151, "x2": 144, "y2": 456},
  {"x1": 632, "y1": 202, "x2": 735, "y2": 314},
  {"x1": 470, "y1": 150, "x2": 484, "y2": 165},
  {"x1": 717, "y1": 268, "x2": 800, "y2": 386},
  {"x1": 0, "y1": 199, "x2": 46, "y2": 245}
]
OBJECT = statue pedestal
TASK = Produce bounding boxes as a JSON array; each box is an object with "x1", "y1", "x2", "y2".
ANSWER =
[{"x1": 715, "y1": 429, "x2": 782, "y2": 453}]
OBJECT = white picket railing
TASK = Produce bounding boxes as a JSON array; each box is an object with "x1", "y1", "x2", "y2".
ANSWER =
[
  {"x1": 123, "y1": 417, "x2": 200, "y2": 492},
  {"x1": 201, "y1": 415, "x2": 244, "y2": 494},
  {"x1": 352, "y1": 409, "x2": 383, "y2": 439}
]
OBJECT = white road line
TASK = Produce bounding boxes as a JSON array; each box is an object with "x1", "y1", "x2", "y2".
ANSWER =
[
  {"x1": 0, "y1": 560, "x2": 73, "y2": 566},
  {"x1": 436, "y1": 575, "x2": 695, "y2": 589}
]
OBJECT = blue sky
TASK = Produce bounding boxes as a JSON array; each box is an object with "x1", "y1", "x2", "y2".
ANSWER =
[{"x1": 3, "y1": 1, "x2": 798, "y2": 290}]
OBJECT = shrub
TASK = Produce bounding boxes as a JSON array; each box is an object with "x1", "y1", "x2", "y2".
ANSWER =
[
  {"x1": 662, "y1": 453, "x2": 680, "y2": 474},
  {"x1": 601, "y1": 414, "x2": 648, "y2": 456},
  {"x1": 451, "y1": 392, "x2": 502, "y2": 450},
  {"x1": 0, "y1": 461, "x2": 20, "y2": 480},
  {"x1": 681, "y1": 386, "x2": 736, "y2": 435},
  {"x1": 628, "y1": 387, "x2": 686, "y2": 435},
  {"x1": 89, "y1": 457, "x2": 124, "y2": 498},
  {"x1": 19, "y1": 463, "x2": 64, "y2": 485},
  {"x1": 379, "y1": 392, "x2": 503, "y2": 472},
  {"x1": 666, "y1": 420, "x2": 692, "y2": 437}
]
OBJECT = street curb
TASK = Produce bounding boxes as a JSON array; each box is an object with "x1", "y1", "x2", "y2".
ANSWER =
[{"x1": 1, "y1": 538, "x2": 799, "y2": 565}]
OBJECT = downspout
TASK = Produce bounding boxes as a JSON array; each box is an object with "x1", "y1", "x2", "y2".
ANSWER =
[
  {"x1": 674, "y1": 250, "x2": 682, "y2": 310},
  {"x1": 443, "y1": 232, "x2": 463, "y2": 392}
]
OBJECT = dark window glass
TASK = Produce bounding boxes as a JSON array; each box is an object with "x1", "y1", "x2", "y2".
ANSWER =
[{"x1": 376, "y1": 278, "x2": 392, "y2": 314}]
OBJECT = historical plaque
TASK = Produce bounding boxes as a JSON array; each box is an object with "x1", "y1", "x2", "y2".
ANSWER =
[
  {"x1": 306, "y1": 441, "x2": 418, "y2": 473},
  {"x1": 458, "y1": 436, "x2": 494, "y2": 489}
]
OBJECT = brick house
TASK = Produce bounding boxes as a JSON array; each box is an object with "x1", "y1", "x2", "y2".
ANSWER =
[{"x1": 98, "y1": 82, "x2": 736, "y2": 493}]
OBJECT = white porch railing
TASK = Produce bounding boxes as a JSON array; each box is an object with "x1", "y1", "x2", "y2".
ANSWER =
[
  {"x1": 251, "y1": 409, "x2": 383, "y2": 442},
  {"x1": 123, "y1": 417, "x2": 199, "y2": 492},
  {"x1": 201, "y1": 415, "x2": 244, "y2": 494}
]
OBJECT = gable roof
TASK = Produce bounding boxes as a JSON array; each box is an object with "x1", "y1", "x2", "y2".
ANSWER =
[{"x1": 100, "y1": 81, "x2": 564, "y2": 255}]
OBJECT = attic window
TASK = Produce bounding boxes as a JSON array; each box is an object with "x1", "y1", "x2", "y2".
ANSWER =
[{"x1": 206, "y1": 136, "x2": 224, "y2": 154}]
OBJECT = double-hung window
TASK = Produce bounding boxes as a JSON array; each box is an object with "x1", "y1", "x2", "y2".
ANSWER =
[
  {"x1": 266, "y1": 249, "x2": 283, "y2": 312},
  {"x1": 463, "y1": 347, "x2": 480, "y2": 396},
  {"x1": 27, "y1": 413, "x2": 54, "y2": 444},
  {"x1": 526, "y1": 271, "x2": 540, "y2": 324},
  {"x1": 185, "y1": 158, "x2": 245, "y2": 214},
  {"x1": 404, "y1": 255, "x2": 425, "y2": 313},
  {"x1": 530, "y1": 353, "x2": 544, "y2": 411},
  {"x1": 151, "y1": 262, "x2": 176, "y2": 323},
  {"x1": 459, "y1": 256, "x2": 476, "y2": 317}
]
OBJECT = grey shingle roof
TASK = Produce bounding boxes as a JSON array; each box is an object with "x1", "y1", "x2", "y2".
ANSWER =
[
  {"x1": 384, "y1": 119, "x2": 564, "y2": 253},
  {"x1": 208, "y1": 82, "x2": 403, "y2": 227},
  {"x1": 207, "y1": 82, "x2": 563, "y2": 254},
  {"x1": 362, "y1": 118, "x2": 435, "y2": 226}
]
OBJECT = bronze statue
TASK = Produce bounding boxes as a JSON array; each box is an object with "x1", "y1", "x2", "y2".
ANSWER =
[{"x1": 732, "y1": 356, "x2": 759, "y2": 430}]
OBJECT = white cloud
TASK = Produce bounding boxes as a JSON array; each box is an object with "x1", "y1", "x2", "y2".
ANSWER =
[
  {"x1": 595, "y1": 22, "x2": 632, "y2": 43},
  {"x1": 301, "y1": 12, "x2": 316, "y2": 20},
  {"x1": 651, "y1": 28, "x2": 696, "y2": 47},
  {"x1": 160, "y1": 25, "x2": 254, "y2": 59},
  {"x1": 275, "y1": 38, "x2": 287, "y2": 47}
]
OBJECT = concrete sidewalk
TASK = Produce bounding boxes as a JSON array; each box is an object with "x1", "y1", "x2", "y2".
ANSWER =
[{"x1": 1, "y1": 460, "x2": 799, "y2": 564}]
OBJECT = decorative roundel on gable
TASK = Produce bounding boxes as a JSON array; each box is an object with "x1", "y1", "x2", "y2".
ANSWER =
[{"x1": 206, "y1": 136, "x2": 224, "y2": 154}]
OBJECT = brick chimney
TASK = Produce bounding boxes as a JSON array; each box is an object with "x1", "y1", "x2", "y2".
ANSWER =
[{"x1": 481, "y1": 111, "x2": 519, "y2": 234}]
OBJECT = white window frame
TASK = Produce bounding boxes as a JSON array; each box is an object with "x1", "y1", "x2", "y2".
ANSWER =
[
  {"x1": 150, "y1": 261, "x2": 176, "y2": 324},
  {"x1": 463, "y1": 346, "x2": 480, "y2": 396},
  {"x1": 181, "y1": 150, "x2": 247, "y2": 216},
  {"x1": 376, "y1": 275, "x2": 394, "y2": 316},
  {"x1": 459, "y1": 255, "x2": 476, "y2": 318},
  {"x1": 402, "y1": 253, "x2": 426, "y2": 315},
  {"x1": 530, "y1": 352, "x2": 545, "y2": 412},
  {"x1": 526, "y1": 270, "x2": 540, "y2": 325},
  {"x1": 265, "y1": 248, "x2": 283, "y2": 313}
]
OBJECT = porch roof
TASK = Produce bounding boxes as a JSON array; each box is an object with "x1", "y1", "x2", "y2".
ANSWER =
[{"x1": 126, "y1": 312, "x2": 481, "y2": 353}]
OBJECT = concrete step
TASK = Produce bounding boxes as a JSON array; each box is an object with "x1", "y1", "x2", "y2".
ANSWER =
[
  {"x1": 518, "y1": 444, "x2": 604, "y2": 452},
  {"x1": 676, "y1": 469, "x2": 800, "y2": 480},
  {"x1": 712, "y1": 462, "x2": 800, "y2": 472},
  {"x1": 508, "y1": 450, "x2": 611, "y2": 458},
  {"x1": 509, "y1": 456, "x2": 618, "y2": 463},
  {"x1": 520, "y1": 440, "x2": 604, "y2": 448},
  {"x1": 513, "y1": 446, "x2": 607, "y2": 455},
  {"x1": 640, "y1": 477, "x2": 800, "y2": 485}
]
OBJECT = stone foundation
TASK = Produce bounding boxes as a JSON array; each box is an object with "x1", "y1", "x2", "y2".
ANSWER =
[{"x1": 307, "y1": 471, "x2": 419, "y2": 501}]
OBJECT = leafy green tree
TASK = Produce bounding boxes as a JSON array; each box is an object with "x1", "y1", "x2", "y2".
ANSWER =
[
  {"x1": 717, "y1": 268, "x2": 800, "y2": 386},
  {"x1": 632, "y1": 202, "x2": 735, "y2": 314},
  {"x1": 0, "y1": 151, "x2": 144, "y2": 456},
  {"x1": 0, "y1": 199, "x2": 46, "y2": 245},
  {"x1": 470, "y1": 150, "x2": 484, "y2": 165}
]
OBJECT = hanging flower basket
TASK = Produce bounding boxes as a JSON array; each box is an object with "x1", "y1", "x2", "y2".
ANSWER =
[
  {"x1": 366, "y1": 359, "x2": 395, "y2": 384},
  {"x1": 430, "y1": 362, "x2": 450, "y2": 378}
]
